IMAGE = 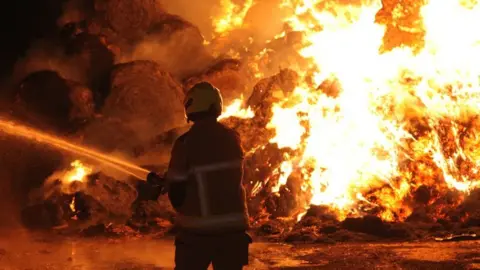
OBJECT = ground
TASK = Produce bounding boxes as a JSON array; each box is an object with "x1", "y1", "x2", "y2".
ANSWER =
[{"x1": 0, "y1": 230, "x2": 478, "y2": 270}]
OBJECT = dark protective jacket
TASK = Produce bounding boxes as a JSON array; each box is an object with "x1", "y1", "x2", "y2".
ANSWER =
[{"x1": 165, "y1": 119, "x2": 249, "y2": 234}]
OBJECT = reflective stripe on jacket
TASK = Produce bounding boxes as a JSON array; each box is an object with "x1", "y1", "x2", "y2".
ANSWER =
[{"x1": 165, "y1": 120, "x2": 249, "y2": 233}]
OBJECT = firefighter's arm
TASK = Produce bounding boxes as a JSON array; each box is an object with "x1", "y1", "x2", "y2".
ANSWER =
[{"x1": 165, "y1": 136, "x2": 188, "y2": 210}]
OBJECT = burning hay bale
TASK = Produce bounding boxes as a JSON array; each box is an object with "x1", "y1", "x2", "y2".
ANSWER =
[
  {"x1": 184, "y1": 59, "x2": 250, "y2": 104},
  {"x1": 126, "y1": 14, "x2": 212, "y2": 79},
  {"x1": 258, "y1": 31, "x2": 311, "y2": 75},
  {"x1": 247, "y1": 69, "x2": 298, "y2": 121},
  {"x1": 80, "y1": 173, "x2": 138, "y2": 222},
  {"x1": 413, "y1": 185, "x2": 432, "y2": 205},
  {"x1": 21, "y1": 161, "x2": 141, "y2": 231},
  {"x1": 303, "y1": 206, "x2": 340, "y2": 223},
  {"x1": 102, "y1": 61, "x2": 185, "y2": 142},
  {"x1": 221, "y1": 69, "x2": 300, "y2": 153},
  {"x1": 13, "y1": 70, "x2": 95, "y2": 132},
  {"x1": 341, "y1": 215, "x2": 391, "y2": 237}
]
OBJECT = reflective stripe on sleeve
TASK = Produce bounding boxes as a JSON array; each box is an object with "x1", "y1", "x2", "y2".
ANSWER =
[
  {"x1": 177, "y1": 212, "x2": 247, "y2": 229},
  {"x1": 195, "y1": 172, "x2": 210, "y2": 216},
  {"x1": 191, "y1": 159, "x2": 243, "y2": 173}
]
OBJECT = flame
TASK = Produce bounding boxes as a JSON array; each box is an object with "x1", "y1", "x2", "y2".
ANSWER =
[
  {"x1": 272, "y1": 159, "x2": 294, "y2": 193},
  {"x1": 64, "y1": 160, "x2": 92, "y2": 184},
  {"x1": 69, "y1": 197, "x2": 76, "y2": 212},
  {"x1": 212, "y1": 0, "x2": 255, "y2": 35},
  {"x1": 64, "y1": 160, "x2": 91, "y2": 219},
  {"x1": 233, "y1": 0, "x2": 480, "y2": 221},
  {"x1": 219, "y1": 97, "x2": 255, "y2": 120}
]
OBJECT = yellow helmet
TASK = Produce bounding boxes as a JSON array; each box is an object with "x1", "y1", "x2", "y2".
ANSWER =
[{"x1": 184, "y1": 82, "x2": 223, "y2": 117}]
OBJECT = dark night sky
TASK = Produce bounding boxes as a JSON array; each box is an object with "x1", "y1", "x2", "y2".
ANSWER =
[{"x1": 0, "y1": 0, "x2": 66, "y2": 78}]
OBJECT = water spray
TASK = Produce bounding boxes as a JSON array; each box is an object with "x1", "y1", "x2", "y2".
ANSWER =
[{"x1": 0, "y1": 118, "x2": 150, "y2": 180}]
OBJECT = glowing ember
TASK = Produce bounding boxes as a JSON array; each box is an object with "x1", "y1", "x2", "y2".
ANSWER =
[
  {"x1": 219, "y1": 97, "x2": 255, "y2": 120},
  {"x1": 64, "y1": 160, "x2": 92, "y2": 184}
]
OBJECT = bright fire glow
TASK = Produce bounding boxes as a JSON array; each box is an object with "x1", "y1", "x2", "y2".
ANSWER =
[
  {"x1": 64, "y1": 160, "x2": 92, "y2": 184},
  {"x1": 261, "y1": 0, "x2": 480, "y2": 221},
  {"x1": 212, "y1": 0, "x2": 254, "y2": 35},
  {"x1": 209, "y1": 0, "x2": 480, "y2": 222},
  {"x1": 69, "y1": 197, "x2": 76, "y2": 212},
  {"x1": 219, "y1": 97, "x2": 255, "y2": 120}
]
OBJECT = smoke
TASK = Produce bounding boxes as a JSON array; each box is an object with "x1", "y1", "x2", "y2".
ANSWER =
[
  {"x1": 12, "y1": 39, "x2": 88, "y2": 86},
  {"x1": 158, "y1": 0, "x2": 218, "y2": 38},
  {"x1": 118, "y1": 14, "x2": 214, "y2": 80}
]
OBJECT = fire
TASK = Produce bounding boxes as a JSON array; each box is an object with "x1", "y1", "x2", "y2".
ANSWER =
[
  {"x1": 69, "y1": 197, "x2": 76, "y2": 212},
  {"x1": 212, "y1": 0, "x2": 254, "y2": 35},
  {"x1": 64, "y1": 160, "x2": 92, "y2": 184},
  {"x1": 219, "y1": 97, "x2": 254, "y2": 120},
  {"x1": 224, "y1": 0, "x2": 480, "y2": 221},
  {"x1": 63, "y1": 160, "x2": 91, "y2": 218}
]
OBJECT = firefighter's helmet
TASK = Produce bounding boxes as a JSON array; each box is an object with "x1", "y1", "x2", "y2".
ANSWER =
[{"x1": 184, "y1": 82, "x2": 223, "y2": 117}]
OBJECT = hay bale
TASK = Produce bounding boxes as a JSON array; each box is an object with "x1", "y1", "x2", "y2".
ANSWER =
[
  {"x1": 14, "y1": 70, "x2": 95, "y2": 132},
  {"x1": 413, "y1": 185, "x2": 431, "y2": 205},
  {"x1": 341, "y1": 215, "x2": 390, "y2": 237},
  {"x1": 184, "y1": 59, "x2": 248, "y2": 105},
  {"x1": 68, "y1": 81, "x2": 96, "y2": 122},
  {"x1": 284, "y1": 227, "x2": 320, "y2": 243},
  {"x1": 319, "y1": 224, "x2": 338, "y2": 235},
  {"x1": 85, "y1": 15, "x2": 123, "y2": 47},
  {"x1": 256, "y1": 219, "x2": 286, "y2": 236},
  {"x1": 130, "y1": 195, "x2": 175, "y2": 224},
  {"x1": 219, "y1": 70, "x2": 299, "y2": 152},
  {"x1": 81, "y1": 173, "x2": 137, "y2": 222},
  {"x1": 264, "y1": 187, "x2": 298, "y2": 218},
  {"x1": 304, "y1": 205, "x2": 339, "y2": 222},
  {"x1": 247, "y1": 69, "x2": 298, "y2": 124},
  {"x1": 20, "y1": 201, "x2": 64, "y2": 230},
  {"x1": 102, "y1": 61, "x2": 185, "y2": 142},
  {"x1": 64, "y1": 33, "x2": 115, "y2": 103},
  {"x1": 406, "y1": 206, "x2": 435, "y2": 223},
  {"x1": 81, "y1": 117, "x2": 142, "y2": 154},
  {"x1": 104, "y1": 0, "x2": 160, "y2": 40},
  {"x1": 128, "y1": 14, "x2": 212, "y2": 79},
  {"x1": 297, "y1": 216, "x2": 322, "y2": 227}
]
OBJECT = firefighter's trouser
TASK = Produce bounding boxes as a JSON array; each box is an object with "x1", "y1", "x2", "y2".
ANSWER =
[{"x1": 174, "y1": 231, "x2": 252, "y2": 270}]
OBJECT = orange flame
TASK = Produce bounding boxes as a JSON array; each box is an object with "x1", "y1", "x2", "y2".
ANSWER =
[
  {"x1": 212, "y1": 0, "x2": 255, "y2": 35},
  {"x1": 235, "y1": 0, "x2": 480, "y2": 221},
  {"x1": 64, "y1": 160, "x2": 92, "y2": 184},
  {"x1": 219, "y1": 97, "x2": 255, "y2": 120}
]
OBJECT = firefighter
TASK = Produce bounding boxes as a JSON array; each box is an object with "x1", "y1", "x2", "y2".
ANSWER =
[{"x1": 160, "y1": 81, "x2": 251, "y2": 270}]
